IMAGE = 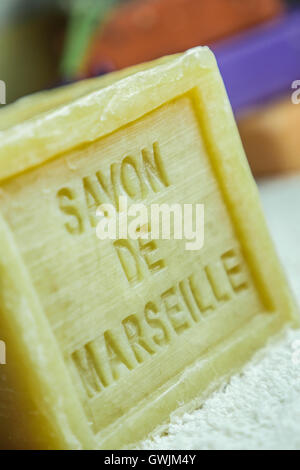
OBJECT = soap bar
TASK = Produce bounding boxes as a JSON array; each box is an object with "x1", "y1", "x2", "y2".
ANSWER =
[
  {"x1": 238, "y1": 97, "x2": 300, "y2": 176},
  {"x1": 84, "y1": 0, "x2": 283, "y2": 72},
  {"x1": 0, "y1": 48, "x2": 298, "y2": 450},
  {"x1": 212, "y1": 10, "x2": 300, "y2": 114}
]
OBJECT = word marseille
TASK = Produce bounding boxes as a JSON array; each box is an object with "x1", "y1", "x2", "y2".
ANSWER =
[{"x1": 72, "y1": 247, "x2": 249, "y2": 399}]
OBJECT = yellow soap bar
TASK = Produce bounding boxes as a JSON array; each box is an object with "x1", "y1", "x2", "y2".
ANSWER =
[{"x1": 0, "y1": 48, "x2": 298, "y2": 450}]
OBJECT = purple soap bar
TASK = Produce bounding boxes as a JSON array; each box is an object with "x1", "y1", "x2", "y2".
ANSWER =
[{"x1": 211, "y1": 10, "x2": 300, "y2": 114}]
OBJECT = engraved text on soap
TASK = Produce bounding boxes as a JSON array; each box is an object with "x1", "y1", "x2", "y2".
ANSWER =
[{"x1": 71, "y1": 248, "x2": 248, "y2": 399}]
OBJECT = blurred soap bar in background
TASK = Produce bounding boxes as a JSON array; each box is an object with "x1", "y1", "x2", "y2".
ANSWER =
[
  {"x1": 84, "y1": 0, "x2": 284, "y2": 73},
  {"x1": 238, "y1": 97, "x2": 300, "y2": 176},
  {"x1": 212, "y1": 9, "x2": 300, "y2": 114},
  {"x1": 210, "y1": 8, "x2": 300, "y2": 177}
]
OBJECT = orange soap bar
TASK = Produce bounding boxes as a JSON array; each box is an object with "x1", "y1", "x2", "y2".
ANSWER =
[
  {"x1": 238, "y1": 97, "x2": 300, "y2": 176},
  {"x1": 84, "y1": 0, "x2": 284, "y2": 72}
]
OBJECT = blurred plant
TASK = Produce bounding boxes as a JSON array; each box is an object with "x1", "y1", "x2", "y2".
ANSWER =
[{"x1": 60, "y1": 0, "x2": 126, "y2": 79}]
